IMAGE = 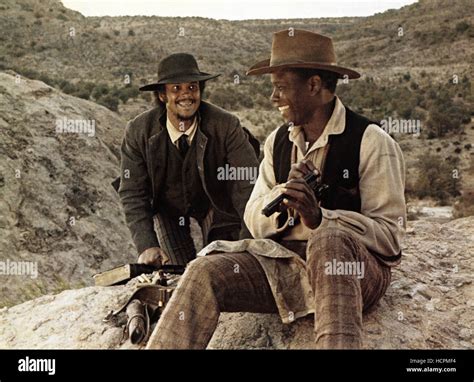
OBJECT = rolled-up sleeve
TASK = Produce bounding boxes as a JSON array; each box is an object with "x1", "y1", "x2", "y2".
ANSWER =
[
  {"x1": 244, "y1": 129, "x2": 291, "y2": 238},
  {"x1": 224, "y1": 116, "x2": 260, "y2": 238}
]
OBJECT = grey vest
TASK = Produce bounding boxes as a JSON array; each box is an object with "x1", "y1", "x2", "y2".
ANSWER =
[{"x1": 160, "y1": 132, "x2": 210, "y2": 218}]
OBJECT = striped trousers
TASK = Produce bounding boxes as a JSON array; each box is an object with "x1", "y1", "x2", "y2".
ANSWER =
[
  {"x1": 154, "y1": 209, "x2": 240, "y2": 265},
  {"x1": 146, "y1": 227, "x2": 391, "y2": 349}
]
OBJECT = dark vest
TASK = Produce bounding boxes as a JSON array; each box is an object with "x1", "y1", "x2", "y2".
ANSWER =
[
  {"x1": 160, "y1": 132, "x2": 210, "y2": 218},
  {"x1": 273, "y1": 108, "x2": 376, "y2": 212}
]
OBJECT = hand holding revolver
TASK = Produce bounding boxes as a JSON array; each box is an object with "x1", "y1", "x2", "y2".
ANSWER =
[{"x1": 282, "y1": 159, "x2": 323, "y2": 229}]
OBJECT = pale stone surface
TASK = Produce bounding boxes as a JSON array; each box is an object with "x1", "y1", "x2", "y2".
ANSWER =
[
  {"x1": 0, "y1": 71, "x2": 136, "y2": 307},
  {"x1": 0, "y1": 217, "x2": 472, "y2": 349}
]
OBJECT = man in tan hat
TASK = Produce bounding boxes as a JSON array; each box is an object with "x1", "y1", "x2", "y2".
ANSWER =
[
  {"x1": 146, "y1": 31, "x2": 406, "y2": 349},
  {"x1": 118, "y1": 53, "x2": 259, "y2": 267}
]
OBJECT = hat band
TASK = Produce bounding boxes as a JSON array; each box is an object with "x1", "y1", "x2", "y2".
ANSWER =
[
  {"x1": 270, "y1": 58, "x2": 338, "y2": 67},
  {"x1": 159, "y1": 70, "x2": 204, "y2": 82}
]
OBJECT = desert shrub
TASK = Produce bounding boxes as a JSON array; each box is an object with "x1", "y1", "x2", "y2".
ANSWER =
[
  {"x1": 425, "y1": 92, "x2": 469, "y2": 137},
  {"x1": 91, "y1": 84, "x2": 110, "y2": 99},
  {"x1": 59, "y1": 81, "x2": 76, "y2": 95},
  {"x1": 455, "y1": 21, "x2": 470, "y2": 34},
  {"x1": 20, "y1": 3, "x2": 33, "y2": 11},
  {"x1": 454, "y1": 191, "x2": 474, "y2": 218},
  {"x1": 411, "y1": 152, "x2": 461, "y2": 203},
  {"x1": 453, "y1": 156, "x2": 474, "y2": 217},
  {"x1": 97, "y1": 94, "x2": 119, "y2": 111},
  {"x1": 73, "y1": 81, "x2": 96, "y2": 100},
  {"x1": 112, "y1": 85, "x2": 140, "y2": 103},
  {"x1": 38, "y1": 73, "x2": 56, "y2": 87}
]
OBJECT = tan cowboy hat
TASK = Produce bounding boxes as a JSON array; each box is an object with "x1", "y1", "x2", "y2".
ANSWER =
[{"x1": 246, "y1": 29, "x2": 360, "y2": 79}]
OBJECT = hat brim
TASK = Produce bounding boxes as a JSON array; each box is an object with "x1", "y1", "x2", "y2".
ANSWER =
[
  {"x1": 246, "y1": 59, "x2": 360, "y2": 79},
  {"x1": 139, "y1": 72, "x2": 220, "y2": 91}
]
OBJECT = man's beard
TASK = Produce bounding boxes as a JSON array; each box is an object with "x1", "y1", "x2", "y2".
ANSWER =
[{"x1": 177, "y1": 112, "x2": 197, "y2": 122}]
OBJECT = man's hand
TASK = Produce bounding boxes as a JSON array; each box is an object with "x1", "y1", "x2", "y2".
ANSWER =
[
  {"x1": 288, "y1": 158, "x2": 320, "y2": 181},
  {"x1": 137, "y1": 247, "x2": 170, "y2": 268},
  {"x1": 283, "y1": 159, "x2": 322, "y2": 229}
]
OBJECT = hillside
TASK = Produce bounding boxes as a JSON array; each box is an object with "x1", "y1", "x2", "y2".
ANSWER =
[{"x1": 1, "y1": 0, "x2": 472, "y2": 82}]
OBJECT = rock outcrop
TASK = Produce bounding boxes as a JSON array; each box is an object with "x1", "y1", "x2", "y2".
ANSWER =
[
  {"x1": 0, "y1": 217, "x2": 472, "y2": 349},
  {"x1": 0, "y1": 71, "x2": 135, "y2": 306}
]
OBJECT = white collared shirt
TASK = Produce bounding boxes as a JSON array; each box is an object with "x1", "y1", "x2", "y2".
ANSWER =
[{"x1": 166, "y1": 116, "x2": 198, "y2": 147}]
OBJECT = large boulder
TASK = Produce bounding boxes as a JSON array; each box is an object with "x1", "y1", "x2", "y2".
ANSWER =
[
  {"x1": 0, "y1": 217, "x2": 472, "y2": 349},
  {"x1": 0, "y1": 71, "x2": 136, "y2": 307}
]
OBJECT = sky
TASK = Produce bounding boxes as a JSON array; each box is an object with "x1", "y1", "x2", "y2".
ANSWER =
[{"x1": 62, "y1": 0, "x2": 418, "y2": 19}]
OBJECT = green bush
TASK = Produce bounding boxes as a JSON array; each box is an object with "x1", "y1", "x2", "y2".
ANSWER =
[
  {"x1": 72, "y1": 81, "x2": 95, "y2": 100},
  {"x1": 113, "y1": 85, "x2": 140, "y2": 103},
  {"x1": 97, "y1": 94, "x2": 119, "y2": 111},
  {"x1": 412, "y1": 152, "x2": 461, "y2": 203},
  {"x1": 91, "y1": 84, "x2": 110, "y2": 99},
  {"x1": 455, "y1": 21, "x2": 470, "y2": 34},
  {"x1": 59, "y1": 81, "x2": 76, "y2": 95},
  {"x1": 426, "y1": 101, "x2": 468, "y2": 137}
]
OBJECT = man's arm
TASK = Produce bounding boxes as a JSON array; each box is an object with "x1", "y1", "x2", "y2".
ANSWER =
[
  {"x1": 244, "y1": 129, "x2": 292, "y2": 238},
  {"x1": 118, "y1": 120, "x2": 159, "y2": 255},
  {"x1": 224, "y1": 116, "x2": 260, "y2": 238}
]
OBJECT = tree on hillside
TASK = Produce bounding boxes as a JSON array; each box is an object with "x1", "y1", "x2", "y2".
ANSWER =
[{"x1": 413, "y1": 152, "x2": 461, "y2": 203}]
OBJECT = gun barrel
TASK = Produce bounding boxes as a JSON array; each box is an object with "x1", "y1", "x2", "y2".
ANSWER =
[{"x1": 261, "y1": 173, "x2": 321, "y2": 217}]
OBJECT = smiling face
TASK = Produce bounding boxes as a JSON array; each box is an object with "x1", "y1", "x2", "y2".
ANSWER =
[
  {"x1": 270, "y1": 70, "x2": 317, "y2": 126},
  {"x1": 160, "y1": 82, "x2": 201, "y2": 129}
]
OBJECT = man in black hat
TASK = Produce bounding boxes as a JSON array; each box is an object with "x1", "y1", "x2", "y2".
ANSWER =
[{"x1": 118, "y1": 53, "x2": 259, "y2": 266}]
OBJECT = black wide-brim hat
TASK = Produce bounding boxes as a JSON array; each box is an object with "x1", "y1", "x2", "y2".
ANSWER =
[{"x1": 139, "y1": 53, "x2": 220, "y2": 91}]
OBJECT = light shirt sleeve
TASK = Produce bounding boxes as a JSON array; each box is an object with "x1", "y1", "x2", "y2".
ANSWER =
[{"x1": 244, "y1": 129, "x2": 292, "y2": 238}]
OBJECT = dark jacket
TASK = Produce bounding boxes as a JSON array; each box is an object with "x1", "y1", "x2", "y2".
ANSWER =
[{"x1": 118, "y1": 101, "x2": 259, "y2": 254}]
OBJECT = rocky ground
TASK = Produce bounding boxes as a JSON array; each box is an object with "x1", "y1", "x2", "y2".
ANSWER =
[
  {"x1": 0, "y1": 71, "x2": 136, "y2": 306},
  {"x1": 0, "y1": 217, "x2": 472, "y2": 349}
]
